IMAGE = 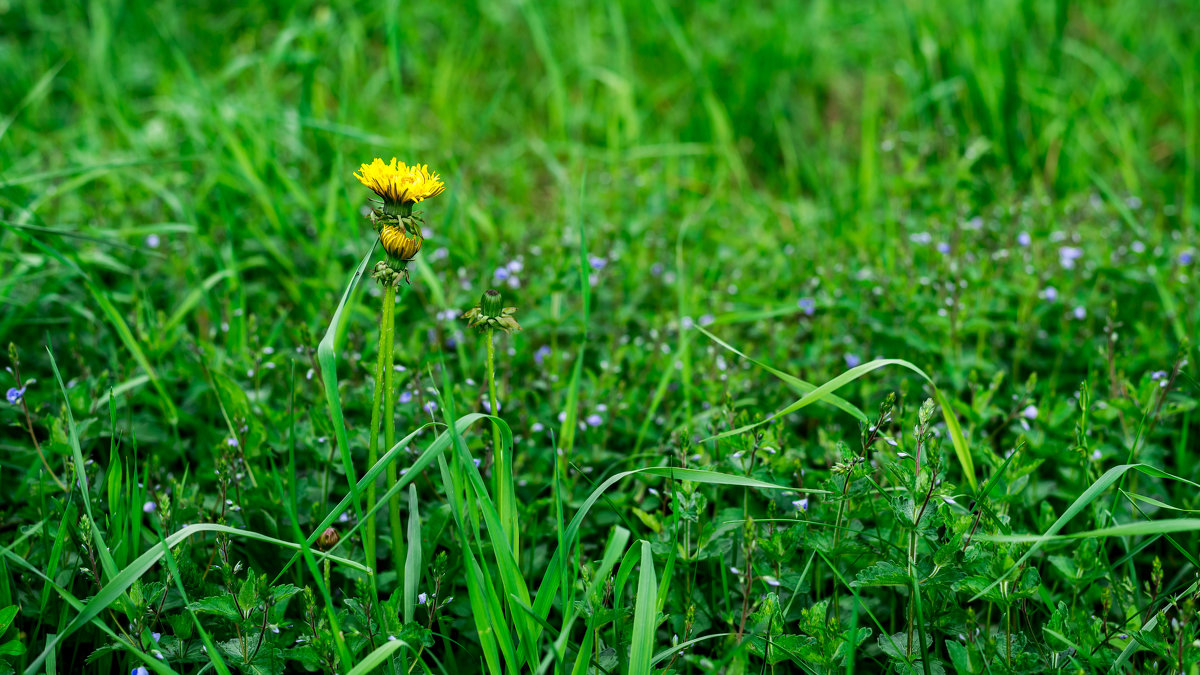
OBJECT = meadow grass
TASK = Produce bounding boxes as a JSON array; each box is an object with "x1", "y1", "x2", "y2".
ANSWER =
[{"x1": 1, "y1": 0, "x2": 1199, "y2": 673}]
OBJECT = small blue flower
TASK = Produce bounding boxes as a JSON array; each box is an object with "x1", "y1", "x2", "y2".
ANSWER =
[
  {"x1": 1040, "y1": 286, "x2": 1058, "y2": 302},
  {"x1": 418, "y1": 592, "x2": 428, "y2": 605},
  {"x1": 399, "y1": 390, "x2": 413, "y2": 404},
  {"x1": 145, "y1": 234, "x2": 161, "y2": 249},
  {"x1": 1181, "y1": 251, "x2": 1195, "y2": 265},
  {"x1": 699, "y1": 314, "x2": 715, "y2": 327},
  {"x1": 588, "y1": 255, "x2": 607, "y2": 270},
  {"x1": 586, "y1": 414, "x2": 603, "y2": 427},
  {"x1": 650, "y1": 263, "x2": 664, "y2": 276},
  {"x1": 534, "y1": 345, "x2": 552, "y2": 365},
  {"x1": 424, "y1": 401, "x2": 438, "y2": 414},
  {"x1": 226, "y1": 437, "x2": 238, "y2": 448},
  {"x1": 936, "y1": 242, "x2": 951, "y2": 254},
  {"x1": 143, "y1": 501, "x2": 157, "y2": 514},
  {"x1": 1073, "y1": 306, "x2": 1087, "y2": 320},
  {"x1": 532, "y1": 422, "x2": 545, "y2": 432},
  {"x1": 797, "y1": 297, "x2": 816, "y2": 316},
  {"x1": 792, "y1": 498, "x2": 809, "y2": 512},
  {"x1": 1017, "y1": 232, "x2": 1032, "y2": 247},
  {"x1": 493, "y1": 267, "x2": 510, "y2": 281},
  {"x1": 1021, "y1": 405, "x2": 1038, "y2": 420},
  {"x1": 6, "y1": 386, "x2": 25, "y2": 405},
  {"x1": 132, "y1": 667, "x2": 150, "y2": 675},
  {"x1": 844, "y1": 353, "x2": 862, "y2": 368}
]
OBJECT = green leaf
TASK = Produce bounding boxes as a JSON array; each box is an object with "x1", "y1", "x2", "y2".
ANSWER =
[
  {"x1": 852, "y1": 561, "x2": 909, "y2": 587},
  {"x1": 187, "y1": 595, "x2": 242, "y2": 622},
  {"x1": 628, "y1": 541, "x2": 658, "y2": 675},
  {"x1": 0, "y1": 639, "x2": 25, "y2": 656},
  {"x1": 0, "y1": 606, "x2": 16, "y2": 635}
]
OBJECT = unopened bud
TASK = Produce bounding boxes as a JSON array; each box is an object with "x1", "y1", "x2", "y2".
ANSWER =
[
  {"x1": 481, "y1": 289, "x2": 503, "y2": 317},
  {"x1": 317, "y1": 527, "x2": 340, "y2": 551}
]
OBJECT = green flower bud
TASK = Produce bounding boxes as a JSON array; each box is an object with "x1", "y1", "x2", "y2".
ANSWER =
[
  {"x1": 462, "y1": 290, "x2": 522, "y2": 334},
  {"x1": 481, "y1": 289, "x2": 504, "y2": 317}
]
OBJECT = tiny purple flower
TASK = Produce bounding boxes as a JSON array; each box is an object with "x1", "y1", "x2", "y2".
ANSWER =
[
  {"x1": 936, "y1": 242, "x2": 951, "y2": 254},
  {"x1": 424, "y1": 401, "x2": 438, "y2": 414},
  {"x1": 1021, "y1": 405, "x2": 1038, "y2": 420},
  {"x1": 133, "y1": 667, "x2": 150, "y2": 675},
  {"x1": 143, "y1": 501, "x2": 156, "y2": 513},
  {"x1": 418, "y1": 592, "x2": 428, "y2": 605},
  {"x1": 399, "y1": 390, "x2": 413, "y2": 404},
  {"x1": 493, "y1": 267, "x2": 511, "y2": 281},
  {"x1": 586, "y1": 414, "x2": 603, "y2": 427},
  {"x1": 531, "y1": 422, "x2": 545, "y2": 432},
  {"x1": 1181, "y1": 251, "x2": 1194, "y2": 265},
  {"x1": 1040, "y1": 286, "x2": 1059, "y2": 302},
  {"x1": 792, "y1": 498, "x2": 809, "y2": 512},
  {"x1": 798, "y1": 297, "x2": 816, "y2": 316},
  {"x1": 844, "y1": 353, "x2": 862, "y2": 368},
  {"x1": 1017, "y1": 232, "x2": 1032, "y2": 247},
  {"x1": 1073, "y1": 306, "x2": 1087, "y2": 320},
  {"x1": 152, "y1": 632, "x2": 161, "y2": 642},
  {"x1": 650, "y1": 263, "x2": 664, "y2": 276},
  {"x1": 145, "y1": 234, "x2": 161, "y2": 249},
  {"x1": 226, "y1": 437, "x2": 238, "y2": 448},
  {"x1": 6, "y1": 386, "x2": 25, "y2": 405},
  {"x1": 534, "y1": 345, "x2": 552, "y2": 365},
  {"x1": 588, "y1": 255, "x2": 607, "y2": 270},
  {"x1": 699, "y1": 314, "x2": 715, "y2": 327},
  {"x1": 1059, "y1": 246, "x2": 1083, "y2": 269}
]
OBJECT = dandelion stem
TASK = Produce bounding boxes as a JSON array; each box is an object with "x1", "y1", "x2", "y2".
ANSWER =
[
  {"x1": 365, "y1": 285, "x2": 394, "y2": 566},
  {"x1": 383, "y1": 285, "x2": 404, "y2": 568},
  {"x1": 486, "y1": 326, "x2": 517, "y2": 556}
]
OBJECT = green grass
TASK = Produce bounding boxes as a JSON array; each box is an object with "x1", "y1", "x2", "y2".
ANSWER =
[{"x1": 2, "y1": 0, "x2": 1199, "y2": 673}]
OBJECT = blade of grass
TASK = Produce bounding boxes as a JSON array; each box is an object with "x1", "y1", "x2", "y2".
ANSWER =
[
  {"x1": 701, "y1": 355, "x2": 975, "y2": 489},
  {"x1": 628, "y1": 540, "x2": 658, "y2": 675},
  {"x1": 316, "y1": 244, "x2": 376, "y2": 527},
  {"x1": 970, "y1": 463, "x2": 1200, "y2": 601}
]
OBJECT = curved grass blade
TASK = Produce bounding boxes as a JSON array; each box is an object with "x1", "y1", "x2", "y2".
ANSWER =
[
  {"x1": 699, "y1": 355, "x2": 976, "y2": 490},
  {"x1": 316, "y1": 244, "x2": 376, "y2": 525},
  {"x1": 23, "y1": 523, "x2": 364, "y2": 674},
  {"x1": 970, "y1": 463, "x2": 1200, "y2": 602},
  {"x1": 697, "y1": 326, "x2": 867, "y2": 422}
]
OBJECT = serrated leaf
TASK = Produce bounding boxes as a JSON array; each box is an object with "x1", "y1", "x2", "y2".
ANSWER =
[
  {"x1": 853, "y1": 561, "x2": 909, "y2": 587},
  {"x1": 188, "y1": 595, "x2": 243, "y2": 622},
  {"x1": 878, "y1": 631, "x2": 933, "y2": 661}
]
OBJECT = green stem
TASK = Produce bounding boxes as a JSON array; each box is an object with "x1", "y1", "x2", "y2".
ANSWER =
[
  {"x1": 383, "y1": 285, "x2": 404, "y2": 569},
  {"x1": 365, "y1": 285, "x2": 394, "y2": 567},
  {"x1": 486, "y1": 328, "x2": 517, "y2": 555}
]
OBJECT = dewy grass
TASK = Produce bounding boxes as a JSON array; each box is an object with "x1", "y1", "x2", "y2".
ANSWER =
[{"x1": 4, "y1": 2, "x2": 1200, "y2": 674}]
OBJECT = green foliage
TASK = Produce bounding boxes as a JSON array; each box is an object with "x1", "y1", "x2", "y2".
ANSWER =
[{"x1": 3, "y1": 0, "x2": 1200, "y2": 673}]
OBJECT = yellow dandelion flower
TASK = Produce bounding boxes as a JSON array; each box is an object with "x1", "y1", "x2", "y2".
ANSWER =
[
  {"x1": 379, "y1": 224, "x2": 423, "y2": 261},
  {"x1": 354, "y1": 158, "x2": 446, "y2": 207}
]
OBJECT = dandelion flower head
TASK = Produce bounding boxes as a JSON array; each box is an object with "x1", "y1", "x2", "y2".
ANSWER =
[{"x1": 354, "y1": 158, "x2": 446, "y2": 206}]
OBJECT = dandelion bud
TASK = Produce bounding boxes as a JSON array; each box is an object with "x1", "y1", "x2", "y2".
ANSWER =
[
  {"x1": 461, "y1": 290, "x2": 522, "y2": 335},
  {"x1": 481, "y1": 289, "x2": 504, "y2": 317},
  {"x1": 317, "y1": 527, "x2": 340, "y2": 551},
  {"x1": 379, "y1": 224, "x2": 423, "y2": 262}
]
